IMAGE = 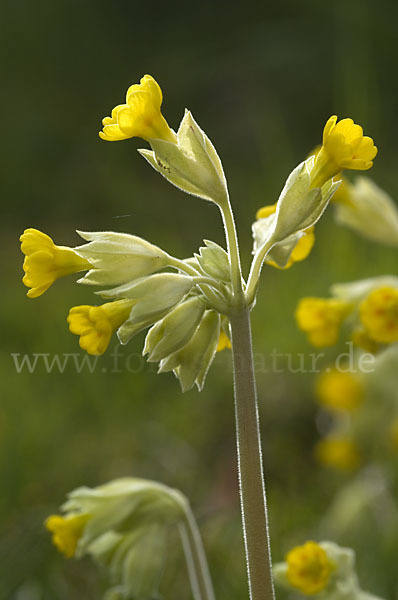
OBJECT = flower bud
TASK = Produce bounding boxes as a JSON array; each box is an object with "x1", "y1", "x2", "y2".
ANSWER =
[
  {"x1": 195, "y1": 240, "x2": 231, "y2": 282},
  {"x1": 75, "y1": 230, "x2": 170, "y2": 286},
  {"x1": 99, "y1": 273, "x2": 194, "y2": 325},
  {"x1": 159, "y1": 310, "x2": 220, "y2": 392},
  {"x1": 144, "y1": 296, "x2": 205, "y2": 362},
  {"x1": 139, "y1": 110, "x2": 228, "y2": 205}
]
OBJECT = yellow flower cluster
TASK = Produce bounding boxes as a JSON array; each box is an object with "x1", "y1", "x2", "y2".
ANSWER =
[
  {"x1": 359, "y1": 286, "x2": 398, "y2": 344},
  {"x1": 315, "y1": 369, "x2": 363, "y2": 413},
  {"x1": 295, "y1": 297, "x2": 352, "y2": 347},
  {"x1": 285, "y1": 541, "x2": 335, "y2": 594},
  {"x1": 67, "y1": 300, "x2": 133, "y2": 355},
  {"x1": 315, "y1": 437, "x2": 361, "y2": 472},
  {"x1": 256, "y1": 204, "x2": 315, "y2": 269},
  {"x1": 20, "y1": 229, "x2": 90, "y2": 298},
  {"x1": 99, "y1": 74, "x2": 176, "y2": 143},
  {"x1": 311, "y1": 116, "x2": 377, "y2": 188},
  {"x1": 45, "y1": 513, "x2": 90, "y2": 558}
]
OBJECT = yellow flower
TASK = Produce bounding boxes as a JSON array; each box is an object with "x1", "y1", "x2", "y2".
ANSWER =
[
  {"x1": 20, "y1": 228, "x2": 91, "y2": 298},
  {"x1": 45, "y1": 513, "x2": 90, "y2": 558},
  {"x1": 315, "y1": 369, "x2": 363, "y2": 413},
  {"x1": 295, "y1": 297, "x2": 352, "y2": 347},
  {"x1": 351, "y1": 327, "x2": 379, "y2": 354},
  {"x1": 256, "y1": 204, "x2": 315, "y2": 269},
  {"x1": 68, "y1": 299, "x2": 133, "y2": 355},
  {"x1": 285, "y1": 541, "x2": 335, "y2": 595},
  {"x1": 311, "y1": 116, "x2": 377, "y2": 188},
  {"x1": 217, "y1": 330, "x2": 232, "y2": 351},
  {"x1": 359, "y1": 286, "x2": 398, "y2": 344},
  {"x1": 315, "y1": 437, "x2": 361, "y2": 472},
  {"x1": 99, "y1": 74, "x2": 176, "y2": 143}
]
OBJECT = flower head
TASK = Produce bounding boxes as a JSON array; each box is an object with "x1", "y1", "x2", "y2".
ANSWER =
[
  {"x1": 295, "y1": 297, "x2": 352, "y2": 347},
  {"x1": 359, "y1": 286, "x2": 398, "y2": 344},
  {"x1": 311, "y1": 116, "x2": 377, "y2": 188},
  {"x1": 45, "y1": 513, "x2": 90, "y2": 558},
  {"x1": 99, "y1": 74, "x2": 176, "y2": 143},
  {"x1": 315, "y1": 369, "x2": 363, "y2": 413},
  {"x1": 315, "y1": 437, "x2": 361, "y2": 471},
  {"x1": 68, "y1": 299, "x2": 133, "y2": 355},
  {"x1": 285, "y1": 541, "x2": 335, "y2": 595},
  {"x1": 20, "y1": 228, "x2": 91, "y2": 298}
]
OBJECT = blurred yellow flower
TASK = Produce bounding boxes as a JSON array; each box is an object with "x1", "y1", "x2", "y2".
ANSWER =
[
  {"x1": 295, "y1": 297, "x2": 352, "y2": 347},
  {"x1": 68, "y1": 300, "x2": 133, "y2": 355},
  {"x1": 45, "y1": 513, "x2": 90, "y2": 558},
  {"x1": 315, "y1": 369, "x2": 363, "y2": 413},
  {"x1": 255, "y1": 204, "x2": 315, "y2": 269},
  {"x1": 20, "y1": 228, "x2": 91, "y2": 298},
  {"x1": 285, "y1": 541, "x2": 334, "y2": 595},
  {"x1": 99, "y1": 74, "x2": 176, "y2": 143},
  {"x1": 311, "y1": 116, "x2": 377, "y2": 188},
  {"x1": 217, "y1": 330, "x2": 232, "y2": 351},
  {"x1": 351, "y1": 327, "x2": 379, "y2": 354},
  {"x1": 359, "y1": 286, "x2": 398, "y2": 344},
  {"x1": 315, "y1": 437, "x2": 361, "y2": 472}
]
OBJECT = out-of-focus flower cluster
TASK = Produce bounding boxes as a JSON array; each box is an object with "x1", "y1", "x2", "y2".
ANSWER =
[{"x1": 274, "y1": 540, "x2": 384, "y2": 599}]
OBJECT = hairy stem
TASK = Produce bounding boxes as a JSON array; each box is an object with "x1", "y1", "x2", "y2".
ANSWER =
[
  {"x1": 179, "y1": 504, "x2": 216, "y2": 600},
  {"x1": 230, "y1": 308, "x2": 275, "y2": 600},
  {"x1": 220, "y1": 198, "x2": 245, "y2": 305}
]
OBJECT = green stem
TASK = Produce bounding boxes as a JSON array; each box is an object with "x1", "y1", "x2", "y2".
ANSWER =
[
  {"x1": 179, "y1": 504, "x2": 216, "y2": 600},
  {"x1": 245, "y1": 240, "x2": 274, "y2": 307},
  {"x1": 220, "y1": 198, "x2": 245, "y2": 305},
  {"x1": 229, "y1": 308, "x2": 275, "y2": 600}
]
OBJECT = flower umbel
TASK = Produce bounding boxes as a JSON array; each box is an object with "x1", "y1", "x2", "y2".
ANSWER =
[
  {"x1": 68, "y1": 299, "x2": 133, "y2": 355},
  {"x1": 99, "y1": 74, "x2": 176, "y2": 143},
  {"x1": 311, "y1": 116, "x2": 377, "y2": 188},
  {"x1": 20, "y1": 228, "x2": 91, "y2": 298},
  {"x1": 285, "y1": 541, "x2": 335, "y2": 595},
  {"x1": 45, "y1": 513, "x2": 90, "y2": 558},
  {"x1": 359, "y1": 286, "x2": 398, "y2": 344},
  {"x1": 295, "y1": 297, "x2": 352, "y2": 347}
]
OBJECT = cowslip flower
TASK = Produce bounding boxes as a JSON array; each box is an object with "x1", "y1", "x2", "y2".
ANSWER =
[
  {"x1": 311, "y1": 116, "x2": 377, "y2": 188},
  {"x1": 67, "y1": 299, "x2": 134, "y2": 355},
  {"x1": 20, "y1": 228, "x2": 91, "y2": 298},
  {"x1": 256, "y1": 204, "x2": 315, "y2": 269},
  {"x1": 295, "y1": 297, "x2": 352, "y2": 347},
  {"x1": 359, "y1": 286, "x2": 398, "y2": 344},
  {"x1": 285, "y1": 541, "x2": 335, "y2": 595},
  {"x1": 45, "y1": 513, "x2": 90, "y2": 558},
  {"x1": 315, "y1": 437, "x2": 361, "y2": 472},
  {"x1": 315, "y1": 369, "x2": 363, "y2": 413},
  {"x1": 217, "y1": 330, "x2": 232, "y2": 351},
  {"x1": 99, "y1": 74, "x2": 176, "y2": 143}
]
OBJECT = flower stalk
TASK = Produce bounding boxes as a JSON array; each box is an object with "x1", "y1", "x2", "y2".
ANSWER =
[{"x1": 230, "y1": 307, "x2": 275, "y2": 600}]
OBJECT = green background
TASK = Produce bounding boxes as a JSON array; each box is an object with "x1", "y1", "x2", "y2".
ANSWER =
[{"x1": 1, "y1": 0, "x2": 397, "y2": 598}]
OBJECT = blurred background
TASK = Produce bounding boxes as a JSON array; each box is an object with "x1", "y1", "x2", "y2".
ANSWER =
[{"x1": 1, "y1": 0, "x2": 397, "y2": 598}]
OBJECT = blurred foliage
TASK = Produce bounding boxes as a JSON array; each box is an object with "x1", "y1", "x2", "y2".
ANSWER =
[{"x1": 1, "y1": 0, "x2": 397, "y2": 598}]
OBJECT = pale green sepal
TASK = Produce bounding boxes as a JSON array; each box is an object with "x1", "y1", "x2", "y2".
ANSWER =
[
  {"x1": 264, "y1": 232, "x2": 304, "y2": 268},
  {"x1": 97, "y1": 273, "x2": 193, "y2": 323},
  {"x1": 144, "y1": 297, "x2": 205, "y2": 362},
  {"x1": 75, "y1": 231, "x2": 169, "y2": 286},
  {"x1": 272, "y1": 157, "x2": 340, "y2": 241},
  {"x1": 117, "y1": 312, "x2": 169, "y2": 346},
  {"x1": 139, "y1": 110, "x2": 228, "y2": 205},
  {"x1": 158, "y1": 311, "x2": 220, "y2": 392},
  {"x1": 252, "y1": 213, "x2": 277, "y2": 254},
  {"x1": 196, "y1": 240, "x2": 231, "y2": 282},
  {"x1": 334, "y1": 177, "x2": 398, "y2": 247}
]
